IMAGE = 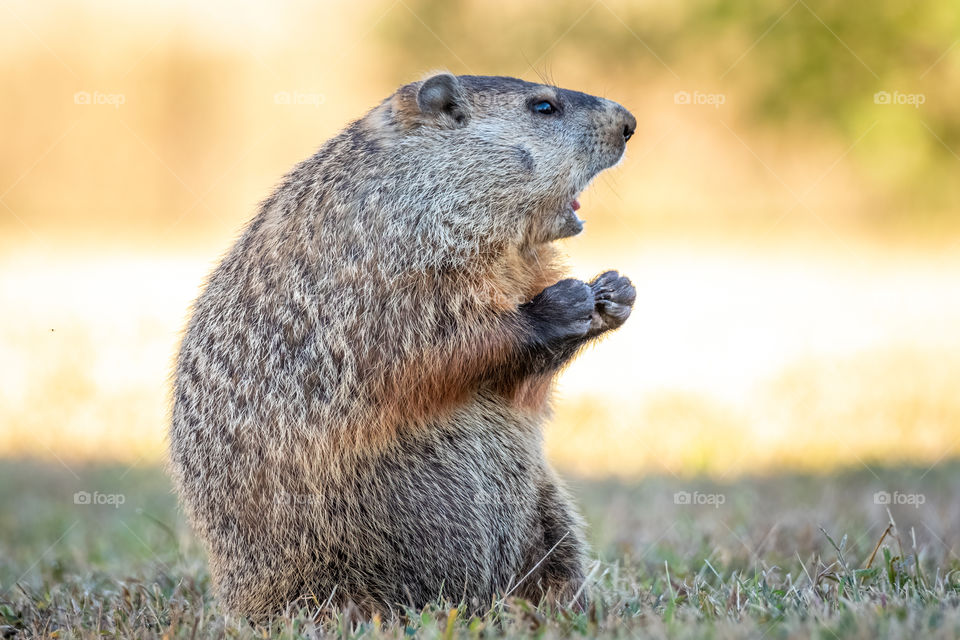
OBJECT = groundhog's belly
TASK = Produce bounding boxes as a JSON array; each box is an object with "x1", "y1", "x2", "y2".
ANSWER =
[{"x1": 308, "y1": 395, "x2": 548, "y2": 608}]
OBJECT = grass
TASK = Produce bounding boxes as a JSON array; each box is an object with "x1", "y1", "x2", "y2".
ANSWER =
[{"x1": 2, "y1": 460, "x2": 960, "y2": 638}]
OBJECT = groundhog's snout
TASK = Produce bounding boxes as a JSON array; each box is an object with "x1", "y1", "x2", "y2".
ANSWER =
[
  {"x1": 588, "y1": 102, "x2": 636, "y2": 173},
  {"x1": 619, "y1": 107, "x2": 636, "y2": 143}
]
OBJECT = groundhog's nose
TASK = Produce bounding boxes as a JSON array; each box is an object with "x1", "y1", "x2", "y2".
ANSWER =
[{"x1": 617, "y1": 107, "x2": 636, "y2": 143}]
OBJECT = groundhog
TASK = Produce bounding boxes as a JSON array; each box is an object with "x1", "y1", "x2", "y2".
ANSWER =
[{"x1": 169, "y1": 73, "x2": 637, "y2": 618}]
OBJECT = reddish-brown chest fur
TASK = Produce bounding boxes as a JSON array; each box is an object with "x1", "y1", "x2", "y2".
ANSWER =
[{"x1": 481, "y1": 243, "x2": 566, "y2": 413}]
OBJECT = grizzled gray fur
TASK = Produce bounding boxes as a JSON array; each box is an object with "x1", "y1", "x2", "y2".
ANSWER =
[{"x1": 169, "y1": 73, "x2": 637, "y2": 618}]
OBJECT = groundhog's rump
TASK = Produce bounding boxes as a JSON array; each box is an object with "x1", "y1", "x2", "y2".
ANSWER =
[{"x1": 169, "y1": 73, "x2": 637, "y2": 618}]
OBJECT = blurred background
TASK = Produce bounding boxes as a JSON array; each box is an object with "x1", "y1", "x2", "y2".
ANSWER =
[{"x1": 2, "y1": 0, "x2": 959, "y2": 479}]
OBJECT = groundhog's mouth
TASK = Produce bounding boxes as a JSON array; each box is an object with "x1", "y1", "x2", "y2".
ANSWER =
[
  {"x1": 569, "y1": 198, "x2": 584, "y2": 226},
  {"x1": 552, "y1": 197, "x2": 585, "y2": 239}
]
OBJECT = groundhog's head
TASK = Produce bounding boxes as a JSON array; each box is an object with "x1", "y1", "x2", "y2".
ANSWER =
[{"x1": 362, "y1": 73, "x2": 635, "y2": 265}]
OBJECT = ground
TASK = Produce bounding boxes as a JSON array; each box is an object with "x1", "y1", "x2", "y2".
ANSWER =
[{"x1": 1, "y1": 460, "x2": 959, "y2": 639}]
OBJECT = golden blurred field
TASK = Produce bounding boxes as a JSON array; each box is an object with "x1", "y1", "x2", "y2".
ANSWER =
[{"x1": 1, "y1": 0, "x2": 958, "y2": 476}]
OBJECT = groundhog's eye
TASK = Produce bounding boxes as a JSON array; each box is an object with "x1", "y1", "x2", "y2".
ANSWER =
[{"x1": 531, "y1": 100, "x2": 558, "y2": 115}]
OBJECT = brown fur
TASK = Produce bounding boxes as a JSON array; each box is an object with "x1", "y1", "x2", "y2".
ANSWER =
[{"x1": 169, "y1": 73, "x2": 637, "y2": 619}]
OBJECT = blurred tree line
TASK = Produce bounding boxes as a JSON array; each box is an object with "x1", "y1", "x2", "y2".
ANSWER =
[
  {"x1": 2, "y1": 0, "x2": 956, "y2": 242},
  {"x1": 377, "y1": 0, "x2": 960, "y2": 230}
]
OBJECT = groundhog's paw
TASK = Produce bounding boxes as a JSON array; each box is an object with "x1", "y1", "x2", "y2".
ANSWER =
[
  {"x1": 525, "y1": 278, "x2": 596, "y2": 342},
  {"x1": 589, "y1": 270, "x2": 636, "y2": 332}
]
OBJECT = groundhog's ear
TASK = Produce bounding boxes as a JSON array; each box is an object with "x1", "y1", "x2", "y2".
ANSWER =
[{"x1": 416, "y1": 73, "x2": 469, "y2": 127}]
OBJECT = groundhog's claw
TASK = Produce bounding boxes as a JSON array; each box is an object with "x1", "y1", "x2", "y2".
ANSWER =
[{"x1": 588, "y1": 270, "x2": 636, "y2": 333}]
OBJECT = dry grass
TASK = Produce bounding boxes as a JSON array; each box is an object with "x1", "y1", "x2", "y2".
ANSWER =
[{"x1": 2, "y1": 460, "x2": 959, "y2": 638}]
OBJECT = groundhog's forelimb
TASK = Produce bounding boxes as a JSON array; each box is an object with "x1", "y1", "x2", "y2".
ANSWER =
[
  {"x1": 587, "y1": 270, "x2": 637, "y2": 336},
  {"x1": 494, "y1": 271, "x2": 635, "y2": 384}
]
